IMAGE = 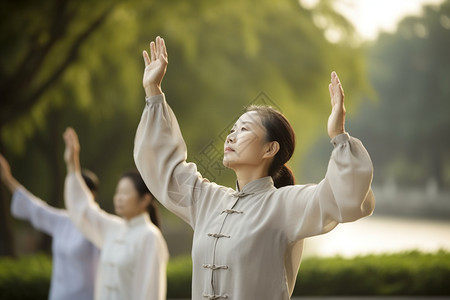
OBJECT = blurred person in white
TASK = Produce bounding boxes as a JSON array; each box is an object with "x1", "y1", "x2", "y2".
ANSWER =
[
  {"x1": 134, "y1": 36, "x2": 376, "y2": 299},
  {"x1": 63, "y1": 127, "x2": 169, "y2": 300},
  {"x1": 0, "y1": 153, "x2": 99, "y2": 300}
]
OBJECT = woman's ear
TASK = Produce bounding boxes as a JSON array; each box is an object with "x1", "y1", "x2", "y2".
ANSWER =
[{"x1": 263, "y1": 141, "x2": 280, "y2": 159}]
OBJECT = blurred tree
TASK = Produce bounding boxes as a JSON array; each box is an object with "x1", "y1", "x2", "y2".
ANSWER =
[
  {"x1": 0, "y1": 0, "x2": 370, "y2": 257},
  {"x1": 349, "y1": 0, "x2": 450, "y2": 189},
  {"x1": 0, "y1": 0, "x2": 139, "y2": 256}
]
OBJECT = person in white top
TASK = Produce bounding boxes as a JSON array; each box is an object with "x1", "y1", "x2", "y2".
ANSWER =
[
  {"x1": 0, "y1": 154, "x2": 99, "y2": 300},
  {"x1": 134, "y1": 36, "x2": 375, "y2": 299},
  {"x1": 63, "y1": 127, "x2": 169, "y2": 300}
]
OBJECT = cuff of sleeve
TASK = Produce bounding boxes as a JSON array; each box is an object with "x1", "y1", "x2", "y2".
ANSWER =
[
  {"x1": 145, "y1": 93, "x2": 165, "y2": 106},
  {"x1": 330, "y1": 132, "x2": 350, "y2": 147}
]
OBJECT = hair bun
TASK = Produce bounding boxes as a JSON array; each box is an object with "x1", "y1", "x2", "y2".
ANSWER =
[{"x1": 273, "y1": 164, "x2": 295, "y2": 188}]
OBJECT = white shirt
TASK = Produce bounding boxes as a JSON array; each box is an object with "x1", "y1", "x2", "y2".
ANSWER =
[
  {"x1": 64, "y1": 172, "x2": 169, "y2": 300},
  {"x1": 134, "y1": 94, "x2": 376, "y2": 300},
  {"x1": 11, "y1": 188, "x2": 99, "y2": 300}
]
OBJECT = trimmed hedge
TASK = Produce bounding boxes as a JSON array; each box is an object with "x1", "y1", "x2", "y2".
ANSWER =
[
  {"x1": 0, "y1": 251, "x2": 449, "y2": 299},
  {"x1": 294, "y1": 250, "x2": 450, "y2": 296},
  {"x1": 0, "y1": 254, "x2": 51, "y2": 300}
]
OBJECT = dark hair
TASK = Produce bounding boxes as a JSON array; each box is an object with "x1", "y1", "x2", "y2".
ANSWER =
[
  {"x1": 246, "y1": 105, "x2": 296, "y2": 188},
  {"x1": 81, "y1": 169, "x2": 99, "y2": 193},
  {"x1": 120, "y1": 170, "x2": 161, "y2": 229}
]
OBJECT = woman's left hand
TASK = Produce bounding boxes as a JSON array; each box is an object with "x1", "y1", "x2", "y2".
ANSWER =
[{"x1": 327, "y1": 71, "x2": 346, "y2": 139}]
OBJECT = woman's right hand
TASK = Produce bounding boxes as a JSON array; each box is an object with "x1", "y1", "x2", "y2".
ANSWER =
[
  {"x1": 63, "y1": 127, "x2": 81, "y2": 174},
  {"x1": 0, "y1": 154, "x2": 11, "y2": 183},
  {"x1": 0, "y1": 154, "x2": 20, "y2": 192},
  {"x1": 142, "y1": 36, "x2": 168, "y2": 97}
]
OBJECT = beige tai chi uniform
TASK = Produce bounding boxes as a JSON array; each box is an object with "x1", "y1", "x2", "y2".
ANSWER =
[
  {"x1": 65, "y1": 172, "x2": 169, "y2": 300},
  {"x1": 134, "y1": 93, "x2": 375, "y2": 300}
]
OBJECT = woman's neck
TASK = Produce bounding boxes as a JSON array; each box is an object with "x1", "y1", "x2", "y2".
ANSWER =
[{"x1": 235, "y1": 167, "x2": 268, "y2": 191}]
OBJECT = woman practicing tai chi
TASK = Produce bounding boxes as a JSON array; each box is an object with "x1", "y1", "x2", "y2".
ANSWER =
[
  {"x1": 135, "y1": 36, "x2": 375, "y2": 299},
  {"x1": 0, "y1": 154, "x2": 99, "y2": 300},
  {"x1": 63, "y1": 128, "x2": 169, "y2": 300}
]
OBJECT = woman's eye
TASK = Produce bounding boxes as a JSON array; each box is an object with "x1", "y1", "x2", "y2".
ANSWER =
[
  {"x1": 241, "y1": 127, "x2": 247, "y2": 131},
  {"x1": 230, "y1": 129, "x2": 235, "y2": 134}
]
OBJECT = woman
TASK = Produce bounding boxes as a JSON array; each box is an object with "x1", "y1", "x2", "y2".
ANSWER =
[
  {"x1": 63, "y1": 128, "x2": 169, "y2": 300},
  {"x1": 134, "y1": 36, "x2": 375, "y2": 299},
  {"x1": 0, "y1": 154, "x2": 99, "y2": 300}
]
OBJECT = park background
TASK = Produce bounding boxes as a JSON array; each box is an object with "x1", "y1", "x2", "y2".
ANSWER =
[{"x1": 0, "y1": 0, "x2": 449, "y2": 297}]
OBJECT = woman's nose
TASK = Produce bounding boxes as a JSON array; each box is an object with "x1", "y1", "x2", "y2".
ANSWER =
[{"x1": 226, "y1": 133, "x2": 235, "y2": 143}]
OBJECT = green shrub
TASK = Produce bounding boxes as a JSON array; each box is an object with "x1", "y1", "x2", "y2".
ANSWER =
[
  {"x1": 294, "y1": 250, "x2": 450, "y2": 296},
  {"x1": 1, "y1": 251, "x2": 449, "y2": 298},
  {"x1": 166, "y1": 255, "x2": 192, "y2": 298},
  {"x1": 0, "y1": 254, "x2": 51, "y2": 300}
]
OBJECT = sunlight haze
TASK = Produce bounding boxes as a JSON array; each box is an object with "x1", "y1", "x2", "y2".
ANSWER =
[{"x1": 301, "y1": 0, "x2": 445, "y2": 40}]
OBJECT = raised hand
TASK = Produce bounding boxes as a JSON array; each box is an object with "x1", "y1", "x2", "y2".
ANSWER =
[
  {"x1": 327, "y1": 71, "x2": 346, "y2": 139},
  {"x1": 0, "y1": 154, "x2": 20, "y2": 192},
  {"x1": 142, "y1": 36, "x2": 168, "y2": 97},
  {"x1": 0, "y1": 154, "x2": 11, "y2": 182},
  {"x1": 63, "y1": 127, "x2": 81, "y2": 173}
]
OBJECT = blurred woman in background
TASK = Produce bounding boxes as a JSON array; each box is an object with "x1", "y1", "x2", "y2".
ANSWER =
[
  {"x1": 0, "y1": 154, "x2": 99, "y2": 300},
  {"x1": 63, "y1": 127, "x2": 168, "y2": 300}
]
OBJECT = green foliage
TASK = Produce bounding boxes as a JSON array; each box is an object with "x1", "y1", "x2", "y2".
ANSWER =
[
  {"x1": 1, "y1": 251, "x2": 449, "y2": 298},
  {"x1": 166, "y1": 255, "x2": 192, "y2": 298},
  {"x1": 0, "y1": 254, "x2": 51, "y2": 300},
  {"x1": 295, "y1": 250, "x2": 450, "y2": 296},
  {"x1": 0, "y1": 0, "x2": 371, "y2": 255},
  {"x1": 348, "y1": 0, "x2": 450, "y2": 188}
]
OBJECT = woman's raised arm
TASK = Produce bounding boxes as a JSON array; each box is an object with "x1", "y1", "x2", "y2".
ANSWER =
[
  {"x1": 1, "y1": 154, "x2": 66, "y2": 235},
  {"x1": 135, "y1": 37, "x2": 221, "y2": 228},
  {"x1": 63, "y1": 127, "x2": 121, "y2": 248}
]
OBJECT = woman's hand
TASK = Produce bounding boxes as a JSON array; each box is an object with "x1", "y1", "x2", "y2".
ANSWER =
[
  {"x1": 327, "y1": 71, "x2": 346, "y2": 139},
  {"x1": 0, "y1": 154, "x2": 20, "y2": 192},
  {"x1": 142, "y1": 36, "x2": 168, "y2": 97},
  {"x1": 0, "y1": 154, "x2": 12, "y2": 183},
  {"x1": 63, "y1": 127, "x2": 81, "y2": 174}
]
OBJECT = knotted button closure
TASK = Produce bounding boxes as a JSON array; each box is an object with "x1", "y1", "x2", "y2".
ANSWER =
[
  {"x1": 221, "y1": 209, "x2": 243, "y2": 214},
  {"x1": 202, "y1": 264, "x2": 229, "y2": 270},
  {"x1": 207, "y1": 233, "x2": 230, "y2": 238},
  {"x1": 231, "y1": 191, "x2": 254, "y2": 198},
  {"x1": 203, "y1": 294, "x2": 229, "y2": 299}
]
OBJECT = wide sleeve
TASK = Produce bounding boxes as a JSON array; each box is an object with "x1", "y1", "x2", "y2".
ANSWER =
[
  {"x1": 134, "y1": 94, "x2": 217, "y2": 228},
  {"x1": 132, "y1": 231, "x2": 169, "y2": 300},
  {"x1": 281, "y1": 133, "x2": 375, "y2": 242},
  {"x1": 64, "y1": 171, "x2": 122, "y2": 248},
  {"x1": 10, "y1": 187, "x2": 65, "y2": 236}
]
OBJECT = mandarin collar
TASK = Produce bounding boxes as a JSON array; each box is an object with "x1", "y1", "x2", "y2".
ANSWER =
[
  {"x1": 233, "y1": 176, "x2": 275, "y2": 198},
  {"x1": 125, "y1": 212, "x2": 150, "y2": 228}
]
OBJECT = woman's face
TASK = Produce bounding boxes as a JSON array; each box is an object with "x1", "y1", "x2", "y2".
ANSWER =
[
  {"x1": 113, "y1": 177, "x2": 148, "y2": 220},
  {"x1": 223, "y1": 111, "x2": 271, "y2": 170}
]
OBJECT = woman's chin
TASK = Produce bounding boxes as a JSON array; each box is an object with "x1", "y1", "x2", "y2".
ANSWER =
[{"x1": 222, "y1": 158, "x2": 233, "y2": 169}]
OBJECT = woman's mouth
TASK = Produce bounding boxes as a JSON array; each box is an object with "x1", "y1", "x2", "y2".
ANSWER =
[{"x1": 224, "y1": 147, "x2": 235, "y2": 153}]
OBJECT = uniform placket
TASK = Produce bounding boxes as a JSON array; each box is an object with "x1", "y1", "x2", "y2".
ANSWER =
[
  {"x1": 203, "y1": 191, "x2": 252, "y2": 299},
  {"x1": 103, "y1": 230, "x2": 126, "y2": 299}
]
